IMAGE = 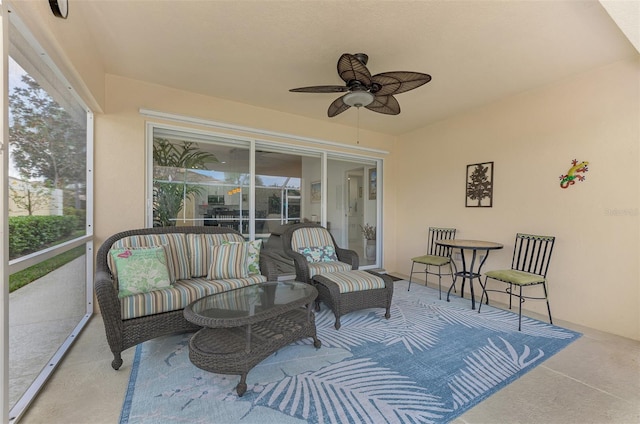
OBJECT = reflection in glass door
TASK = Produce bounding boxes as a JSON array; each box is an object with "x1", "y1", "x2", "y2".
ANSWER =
[{"x1": 327, "y1": 157, "x2": 378, "y2": 267}]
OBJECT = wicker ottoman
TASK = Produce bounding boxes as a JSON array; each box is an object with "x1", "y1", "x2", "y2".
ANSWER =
[{"x1": 312, "y1": 270, "x2": 394, "y2": 330}]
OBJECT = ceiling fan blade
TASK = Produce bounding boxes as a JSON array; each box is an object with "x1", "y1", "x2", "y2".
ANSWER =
[
  {"x1": 371, "y1": 72, "x2": 431, "y2": 96},
  {"x1": 289, "y1": 85, "x2": 349, "y2": 93},
  {"x1": 337, "y1": 53, "x2": 372, "y2": 86},
  {"x1": 328, "y1": 95, "x2": 351, "y2": 117},
  {"x1": 365, "y1": 95, "x2": 400, "y2": 115}
]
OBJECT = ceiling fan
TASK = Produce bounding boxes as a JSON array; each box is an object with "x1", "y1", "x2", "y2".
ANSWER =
[{"x1": 289, "y1": 53, "x2": 431, "y2": 117}]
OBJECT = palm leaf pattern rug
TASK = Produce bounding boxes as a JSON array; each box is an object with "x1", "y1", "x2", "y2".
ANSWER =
[{"x1": 120, "y1": 281, "x2": 580, "y2": 423}]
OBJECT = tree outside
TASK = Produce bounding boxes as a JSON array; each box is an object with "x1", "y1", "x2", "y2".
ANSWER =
[{"x1": 9, "y1": 73, "x2": 86, "y2": 227}]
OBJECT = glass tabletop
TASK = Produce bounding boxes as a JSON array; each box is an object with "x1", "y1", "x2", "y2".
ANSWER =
[{"x1": 184, "y1": 281, "x2": 316, "y2": 328}]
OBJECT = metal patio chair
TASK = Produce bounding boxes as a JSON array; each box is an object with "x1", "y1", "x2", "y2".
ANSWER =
[
  {"x1": 409, "y1": 227, "x2": 457, "y2": 299},
  {"x1": 478, "y1": 233, "x2": 556, "y2": 330}
]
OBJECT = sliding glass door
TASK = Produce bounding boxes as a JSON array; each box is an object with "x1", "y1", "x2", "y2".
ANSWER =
[{"x1": 148, "y1": 125, "x2": 380, "y2": 275}]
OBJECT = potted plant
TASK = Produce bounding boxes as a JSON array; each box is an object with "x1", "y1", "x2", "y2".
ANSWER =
[{"x1": 360, "y1": 223, "x2": 376, "y2": 260}]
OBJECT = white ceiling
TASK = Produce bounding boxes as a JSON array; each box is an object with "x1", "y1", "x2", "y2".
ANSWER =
[{"x1": 72, "y1": 0, "x2": 637, "y2": 136}]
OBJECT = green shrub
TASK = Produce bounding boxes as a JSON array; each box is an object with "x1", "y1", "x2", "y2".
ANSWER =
[
  {"x1": 63, "y1": 207, "x2": 86, "y2": 231},
  {"x1": 8, "y1": 215, "x2": 78, "y2": 259}
]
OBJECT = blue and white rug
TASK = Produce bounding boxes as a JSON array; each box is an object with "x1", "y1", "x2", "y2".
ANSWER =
[{"x1": 120, "y1": 280, "x2": 581, "y2": 424}]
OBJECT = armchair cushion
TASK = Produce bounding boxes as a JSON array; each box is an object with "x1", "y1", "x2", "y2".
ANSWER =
[
  {"x1": 307, "y1": 261, "x2": 352, "y2": 278},
  {"x1": 109, "y1": 246, "x2": 173, "y2": 298},
  {"x1": 290, "y1": 227, "x2": 335, "y2": 250},
  {"x1": 298, "y1": 245, "x2": 338, "y2": 263}
]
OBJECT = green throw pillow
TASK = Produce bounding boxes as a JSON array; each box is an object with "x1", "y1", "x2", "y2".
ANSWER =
[
  {"x1": 109, "y1": 246, "x2": 173, "y2": 298},
  {"x1": 207, "y1": 242, "x2": 249, "y2": 280},
  {"x1": 222, "y1": 240, "x2": 262, "y2": 275}
]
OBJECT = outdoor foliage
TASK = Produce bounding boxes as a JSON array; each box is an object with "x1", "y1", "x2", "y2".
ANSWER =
[
  {"x1": 153, "y1": 138, "x2": 217, "y2": 227},
  {"x1": 9, "y1": 74, "x2": 86, "y2": 197},
  {"x1": 8, "y1": 215, "x2": 78, "y2": 259}
]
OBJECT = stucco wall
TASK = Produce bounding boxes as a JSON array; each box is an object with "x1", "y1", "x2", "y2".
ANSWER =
[{"x1": 393, "y1": 58, "x2": 640, "y2": 340}]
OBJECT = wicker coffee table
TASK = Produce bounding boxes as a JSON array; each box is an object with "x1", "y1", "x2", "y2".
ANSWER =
[{"x1": 183, "y1": 281, "x2": 321, "y2": 396}]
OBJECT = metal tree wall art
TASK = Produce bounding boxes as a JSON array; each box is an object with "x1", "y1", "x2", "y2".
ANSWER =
[
  {"x1": 559, "y1": 159, "x2": 589, "y2": 189},
  {"x1": 466, "y1": 162, "x2": 494, "y2": 207}
]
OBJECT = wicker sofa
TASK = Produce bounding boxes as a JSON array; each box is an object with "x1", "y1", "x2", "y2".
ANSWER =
[{"x1": 95, "y1": 226, "x2": 277, "y2": 370}]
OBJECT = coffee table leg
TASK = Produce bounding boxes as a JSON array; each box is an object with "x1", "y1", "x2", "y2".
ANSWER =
[{"x1": 237, "y1": 374, "x2": 248, "y2": 397}]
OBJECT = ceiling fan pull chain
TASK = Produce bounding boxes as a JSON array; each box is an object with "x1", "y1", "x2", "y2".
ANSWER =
[{"x1": 357, "y1": 107, "x2": 360, "y2": 144}]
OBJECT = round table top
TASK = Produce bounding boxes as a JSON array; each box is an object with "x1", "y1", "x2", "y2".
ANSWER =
[{"x1": 436, "y1": 239, "x2": 504, "y2": 250}]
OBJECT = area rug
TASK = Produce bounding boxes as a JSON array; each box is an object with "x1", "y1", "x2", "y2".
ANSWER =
[{"x1": 120, "y1": 280, "x2": 581, "y2": 424}]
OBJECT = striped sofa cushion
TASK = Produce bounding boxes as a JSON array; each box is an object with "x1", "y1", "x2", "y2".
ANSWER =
[
  {"x1": 120, "y1": 274, "x2": 267, "y2": 320},
  {"x1": 109, "y1": 233, "x2": 190, "y2": 280},
  {"x1": 319, "y1": 270, "x2": 386, "y2": 294},
  {"x1": 187, "y1": 233, "x2": 245, "y2": 277},
  {"x1": 307, "y1": 261, "x2": 352, "y2": 278},
  {"x1": 291, "y1": 227, "x2": 335, "y2": 250}
]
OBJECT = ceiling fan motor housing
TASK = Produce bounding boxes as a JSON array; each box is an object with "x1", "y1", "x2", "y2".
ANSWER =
[{"x1": 343, "y1": 91, "x2": 375, "y2": 107}]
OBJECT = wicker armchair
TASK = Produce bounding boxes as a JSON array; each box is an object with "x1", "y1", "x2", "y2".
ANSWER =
[
  {"x1": 95, "y1": 226, "x2": 277, "y2": 370},
  {"x1": 282, "y1": 223, "x2": 393, "y2": 329},
  {"x1": 282, "y1": 223, "x2": 358, "y2": 284}
]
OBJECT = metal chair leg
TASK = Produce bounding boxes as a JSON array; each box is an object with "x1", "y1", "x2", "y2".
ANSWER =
[
  {"x1": 508, "y1": 283, "x2": 513, "y2": 309},
  {"x1": 478, "y1": 277, "x2": 486, "y2": 314},
  {"x1": 543, "y1": 282, "x2": 553, "y2": 324},
  {"x1": 478, "y1": 276, "x2": 488, "y2": 312},
  {"x1": 437, "y1": 267, "x2": 442, "y2": 300},
  {"x1": 448, "y1": 261, "x2": 456, "y2": 294},
  {"x1": 518, "y1": 285, "x2": 523, "y2": 331},
  {"x1": 408, "y1": 262, "x2": 416, "y2": 291}
]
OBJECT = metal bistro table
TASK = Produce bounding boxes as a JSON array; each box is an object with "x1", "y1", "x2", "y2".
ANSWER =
[
  {"x1": 436, "y1": 239, "x2": 503, "y2": 310},
  {"x1": 183, "y1": 281, "x2": 321, "y2": 396}
]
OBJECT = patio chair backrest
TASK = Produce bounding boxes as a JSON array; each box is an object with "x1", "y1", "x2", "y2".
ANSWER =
[
  {"x1": 511, "y1": 233, "x2": 556, "y2": 277},
  {"x1": 427, "y1": 227, "x2": 457, "y2": 257}
]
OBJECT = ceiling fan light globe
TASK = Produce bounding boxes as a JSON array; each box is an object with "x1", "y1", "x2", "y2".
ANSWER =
[{"x1": 343, "y1": 91, "x2": 374, "y2": 108}]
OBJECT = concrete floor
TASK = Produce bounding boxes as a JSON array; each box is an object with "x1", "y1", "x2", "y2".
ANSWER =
[{"x1": 16, "y1": 278, "x2": 640, "y2": 424}]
